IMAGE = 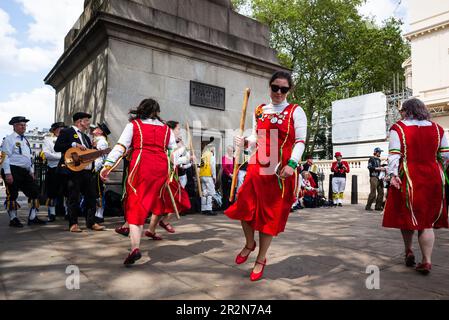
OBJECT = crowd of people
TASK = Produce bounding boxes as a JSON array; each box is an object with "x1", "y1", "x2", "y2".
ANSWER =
[{"x1": 1, "y1": 70, "x2": 448, "y2": 279}]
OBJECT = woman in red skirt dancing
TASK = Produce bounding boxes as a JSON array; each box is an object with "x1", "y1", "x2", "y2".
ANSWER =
[
  {"x1": 383, "y1": 98, "x2": 449, "y2": 274},
  {"x1": 154, "y1": 120, "x2": 192, "y2": 234},
  {"x1": 101, "y1": 99, "x2": 177, "y2": 265},
  {"x1": 225, "y1": 71, "x2": 307, "y2": 281}
]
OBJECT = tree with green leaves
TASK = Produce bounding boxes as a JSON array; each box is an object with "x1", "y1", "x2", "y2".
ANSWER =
[{"x1": 232, "y1": 0, "x2": 410, "y2": 159}]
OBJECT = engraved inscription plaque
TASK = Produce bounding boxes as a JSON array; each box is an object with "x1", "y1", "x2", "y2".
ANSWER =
[{"x1": 190, "y1": 81, "x2": 225, "y2": 111}]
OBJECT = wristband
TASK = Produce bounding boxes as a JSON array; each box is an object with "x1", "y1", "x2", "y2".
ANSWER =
[{"x1": 287, "y1": 159, "x2": 298, "y2": 170}]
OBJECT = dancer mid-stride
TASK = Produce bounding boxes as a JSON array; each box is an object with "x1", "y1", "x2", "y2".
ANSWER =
[
  {"x1": 100, "y1": 98, "x2": 177, "y2": 265},
  {"x1": 225, "y1": 71, "x2": 307, "y2": 281},
  {"x1": 383, "y1": 98, "x2": 449, "y2": 275}
]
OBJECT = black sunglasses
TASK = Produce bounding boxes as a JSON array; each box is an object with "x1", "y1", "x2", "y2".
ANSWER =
[{"x1": 271, "y1": 85, "x2": 290, "y2": 94}]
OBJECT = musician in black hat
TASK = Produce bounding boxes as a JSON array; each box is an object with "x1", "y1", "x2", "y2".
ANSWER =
[
  {"x1": 42, "y1": 121, "x2": 66, "y2": 222},
  {"x1": 1, "y1": 116, "x2": 46, "y2": 227},
  {"x1": 92, "y1": 122, "x2": 111, "y2": 223},
  {"x1": 54, "y1": 112, "x2": 105, "y2": 232}
]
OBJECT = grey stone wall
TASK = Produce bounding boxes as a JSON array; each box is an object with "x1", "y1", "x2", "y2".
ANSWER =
[
  {"x1": 55, "y1": 47, "x2": 108, "y2": 125},
  {"x1": 105, "y1": 38, "x2": 271, "y2": 147}
]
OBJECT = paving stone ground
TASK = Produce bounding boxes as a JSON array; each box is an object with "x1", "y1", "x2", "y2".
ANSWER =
[{"x1": 1, "y1": 200, "x2": 448, "y2": 300}]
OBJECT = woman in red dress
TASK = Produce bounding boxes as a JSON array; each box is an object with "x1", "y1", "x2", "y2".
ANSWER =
[
  {"x1": 383, "y1": 98, "x2": 449, "y2": 274},
  {"x1": 225, "y1": 71, "x2": 307, "y2": 281},
  {"x1": 156, "y1": 120, "x2": 192, "y2": 234},
  {"x1": 101, "y1": 99, "x2": 177, "y2": 265}
]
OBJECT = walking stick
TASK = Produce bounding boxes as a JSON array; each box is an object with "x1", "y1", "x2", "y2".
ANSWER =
[
  {"x1": 229, "y1": 88, "x2": 251, "y2": 202},
  {"x1": 166, "y1": 183, "x2": 180, "y2": 220},
  {"x1": 185, "y1": 122, "x2": 203, "y2": 198}
]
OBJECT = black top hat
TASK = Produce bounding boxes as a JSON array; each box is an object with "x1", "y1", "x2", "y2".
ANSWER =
[
  {"x1": 72, "y1": 112, "x2": 92, "y2": 122},
  {"x1": 9, "y1": 116, "x2": 30, "y2": 125},
  {"x1": 50, "y1": 122, "x2": 65, "y2": 132},
  {"x1": 96, "y1": 123, "x2": 111, "y2": 136}
]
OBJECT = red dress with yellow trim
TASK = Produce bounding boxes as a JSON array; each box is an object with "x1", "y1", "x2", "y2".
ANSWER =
[
  {"x1": 383, "y1": 121, "x2": 448, "y2": 230},
  {"x1": 124, "y1": 119, "x2": 172, "y2": 225},
  {"x1": 225, "y1": 104, "x2": 301, "y2": 236}
]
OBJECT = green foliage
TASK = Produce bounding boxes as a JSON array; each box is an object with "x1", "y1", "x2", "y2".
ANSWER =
[{"x1": 239, "y1": 0, "x2": 410, "y2": 159}]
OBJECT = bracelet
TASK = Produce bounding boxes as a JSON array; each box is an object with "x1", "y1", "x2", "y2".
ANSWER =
[
  {"x1": 287, "y1": 160, "x2": 298, "y2": 170},
  {"x1": 103, "y1": 165, "x2": 113, "y2": 170}
]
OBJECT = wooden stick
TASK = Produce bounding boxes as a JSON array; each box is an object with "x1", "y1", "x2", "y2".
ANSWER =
[
  {"x1": 229, "y1": 88, "x2": 251, "y2": 202},
  {"x1": 185, "y1": 122, "x2": 203, "y2": 197},
  {"x1": 166, "y1": 183, "x2": 180, "y2": 220}
]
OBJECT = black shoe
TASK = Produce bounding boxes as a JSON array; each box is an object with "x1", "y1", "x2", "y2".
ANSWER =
[
  {"x1": 95, "y1": 217, "x2": 105, "y2": 224},
  {"x1": 9, "y1": 218, "x2": 24, "y2": 228},
  {"x1": 202, "y1": 210, "x2": 213, "y2": 215},
  {"x1": 28, "y1": 217, "x2": 47, "y2": 226},
  {"x1": 48, "y1": 215, "x2": 56, "y2": 222},
  {"x1": 207, "y1": 211, "x2": 217, "y2": 216},
  {"x1": 365, "y1": 206, "x2": 373, "y2": 211},
  {"x1": 338, "y1": 203, "x2": 343, "y2": 207},
  {"x1": 375, "y1": 208, "x2": 383, "y2": 211}
]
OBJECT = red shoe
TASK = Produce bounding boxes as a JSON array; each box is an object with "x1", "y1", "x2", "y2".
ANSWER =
[
  {"x1": 250, "y1": 259, "x2": 267, "y2": 282},
  {"x1": 405, "y1": 249, "x2": 416, "y2": 267},
  {"x1": 235, "y1": 241, "x2": 257, "y2": 265},
  {"x1": 159, "y1": 220, "x2": 175, "y2": 233},
  {"x1": 416, "y1": 262, "x2": 431, "y2": 275},
  {"x1": 124, "y1": 248, "x2": 142, "y2": 266},
  {"x1": 144, "y1": 230, "x2": 163, "y2": 240},
  {"x1": 115, "y1": 226, "x2": 130, "y2": 237}
]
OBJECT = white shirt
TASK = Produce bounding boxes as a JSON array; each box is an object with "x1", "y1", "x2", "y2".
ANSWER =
[
  {"x1": 42, "y1": 134, "x2": 61, "y2": 168},
  {"x1": 246, "y1": 100, "x2": 307, "y2": 163},
  {"x1": 94, "y1": 135, "x2": 109, "y2": 172},
  {"x1": 106, "y1": 119, "x2": 177, "y2": 165},
  {"x1": 388, "y1": 119, "x2": 449, "y2": 175},
  {"x1": 1, "y1": 131, "x2": 34, "y2": 174},
  {"x1": 172, "y1": 140, "x2": 192, "y2": 169}
]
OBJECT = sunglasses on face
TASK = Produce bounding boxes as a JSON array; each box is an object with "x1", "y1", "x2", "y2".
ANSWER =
[{"x1": 271, "y1": 85, "x2": 290, "y2": 94}]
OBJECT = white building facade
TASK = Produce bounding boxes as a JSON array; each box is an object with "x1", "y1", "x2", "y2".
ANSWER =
[{"x1": 405, "y1": 0, "x2": 449, "y2": 129}]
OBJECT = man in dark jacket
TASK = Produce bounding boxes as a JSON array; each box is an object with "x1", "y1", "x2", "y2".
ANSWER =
[
  {"x1": 365, "y1": 147, "x2": 386, "y2": 211},
  {"x1": 54, "y1": 112, "x2": 105, "y2": 232}
]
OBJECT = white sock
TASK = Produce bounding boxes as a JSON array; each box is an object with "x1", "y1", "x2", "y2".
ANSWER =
[
  {"x1": 8, "y1": 210, "x2": 17, "y2": 221},
  {"x1": 95, "y1": 207, "x2": 104, "y2": 219},
  {"x1": 29, "y1": 208, "x2": 37, "y2": 220},
  {"x1": 49, "y1": 206, "x2": 56, "y2": 216}
]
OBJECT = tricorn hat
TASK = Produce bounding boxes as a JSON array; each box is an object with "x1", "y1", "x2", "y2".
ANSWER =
[
  {"x1": 50, "y1": 122, "x2": 65, "y2": 132},
  {"x1": 96, "y1": 123, "x2": 111, "y2": 136}
]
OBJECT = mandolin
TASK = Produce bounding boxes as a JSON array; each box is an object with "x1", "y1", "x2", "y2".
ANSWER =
[{"x1": 64, "y1": 147, "x2": 112, "y2": 172}]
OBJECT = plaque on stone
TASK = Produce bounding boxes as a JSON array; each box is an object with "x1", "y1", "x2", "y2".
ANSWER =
[{"x1": 190, "y1": 81, "x2": 225, "y2": 111}]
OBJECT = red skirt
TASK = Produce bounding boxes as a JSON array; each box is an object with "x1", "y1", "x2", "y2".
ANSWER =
[
  {"x1": 161, "y1": 179, "x2": 191, "y2": 215},
  {"x1": 225, "y1": 164, "x2": 296, "y2": 236},
  {"x1": 383, "y1": 172, "x2": 448, "y2": 230},
  {"x1": 124, "y1": 153, "x2": 170, "y2": 225}
]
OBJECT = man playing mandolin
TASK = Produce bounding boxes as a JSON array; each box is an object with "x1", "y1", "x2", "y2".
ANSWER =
[{"x1": 54, "y1": 112, "x2": 105, "y2": 232}]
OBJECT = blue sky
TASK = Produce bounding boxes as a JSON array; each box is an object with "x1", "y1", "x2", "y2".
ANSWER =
[{"x1": 0, "y1": 0, "x2": 409, "y2": 139}]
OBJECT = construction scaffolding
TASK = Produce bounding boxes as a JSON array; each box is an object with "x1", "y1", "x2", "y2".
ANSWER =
[{"x1": 386, "y1": 88, "x2": 413, "y2": 133}]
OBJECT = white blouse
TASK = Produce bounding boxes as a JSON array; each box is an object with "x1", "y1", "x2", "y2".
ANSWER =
[
  {"x1": 105, "y1": 119, "x2": 177, "y2": 165},
  {"x1": 388, "y1": 119, "x2": 449, "y2": 176},
  {"x1": 246, "y1": 100, "x2": 307, "y2": 163}
]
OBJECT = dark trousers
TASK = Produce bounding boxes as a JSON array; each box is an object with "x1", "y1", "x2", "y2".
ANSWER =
[
  {"x1": 366, "y1": 176, "x2": 384, "y2": 209},
  {"x1": 46, "y1": 166, "x2": 67, "y2": 215},
  {"x1": 1, "y1": 166, "x2": 40, "y2": 207},
  {"x1": 221, "y1": 174, "x2": 232, "y2": 210},
  {"x1": 66, "y1": 170, "x2": 97, "y2": 227}
]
